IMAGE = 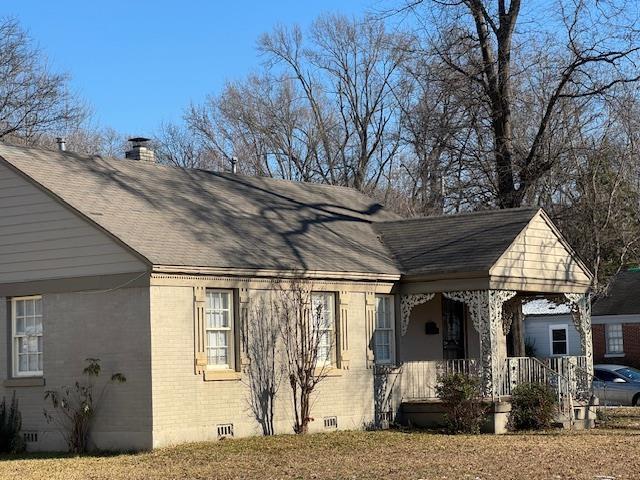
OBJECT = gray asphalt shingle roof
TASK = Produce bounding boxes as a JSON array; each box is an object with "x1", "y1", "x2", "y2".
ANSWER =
[
  {"x1": 373, "y1": 208, "x2": 539, "y2": 277},
  {"x1": 0, "y1": 143, "x2": 546, "y2": 279},
  {"x1": 593, "y1": 270, "x2": 640, "y2": 316},
  {"x1": 0, "y1": 144, "x2": 401, "y2": 275}
]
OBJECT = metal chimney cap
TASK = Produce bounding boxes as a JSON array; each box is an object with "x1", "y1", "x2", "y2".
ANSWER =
[{"x1": 128, "y1": 137, "x2": 151, "y2": 145}]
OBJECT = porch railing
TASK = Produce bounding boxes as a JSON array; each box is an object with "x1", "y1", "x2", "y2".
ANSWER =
[
  {"x1": 400, "y1": 359, "x2": 480, "y2": 401},
  {"x1": 400, "y1": 356, "x2": 589, "y2": 404}
]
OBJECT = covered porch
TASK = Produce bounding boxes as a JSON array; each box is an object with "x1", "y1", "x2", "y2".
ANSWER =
[{"x1": 376, "y1": 209, "x2": 594, "y2": 431}]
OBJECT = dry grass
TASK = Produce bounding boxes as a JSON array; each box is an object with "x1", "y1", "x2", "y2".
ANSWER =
[{"x1": 2, "y1": 412, "x2": 640, "y2": 480}]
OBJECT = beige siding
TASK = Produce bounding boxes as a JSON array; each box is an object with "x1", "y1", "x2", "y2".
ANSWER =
[
  {"x1": 0, "y1": 163, "x2": 146, "y2": 283},
  {"x1": 490, "y1": 212, "x2": 591, "y2": 291},
  {"x1": 0, "y1": 287, "x2": 153, "y2": 451},
  {"x1": 150, "y1": 283, "x2": 387, "y2": 447}
]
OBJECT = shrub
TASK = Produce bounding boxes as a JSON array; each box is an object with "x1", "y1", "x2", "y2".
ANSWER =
[
  {"x1": 509, "y1": 383, "x2": 557, "y2": 431},
  {"x1": 43, "y1": 358, "x2": 126, "y2": 453},
  {"x1": 0, "y1": 392, "x2": 25, "y2": 453},
  {"x1": 435, "y1": 372, "x2": 486, "y2": 434}
]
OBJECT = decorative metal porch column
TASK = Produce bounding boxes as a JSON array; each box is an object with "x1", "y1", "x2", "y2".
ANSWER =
[
  {"x1": 564, "y1": 292, "x2": 593, "y2": 378},
  {"x1": 443, "y1": 290, "x2": 516, "y2": 397}
]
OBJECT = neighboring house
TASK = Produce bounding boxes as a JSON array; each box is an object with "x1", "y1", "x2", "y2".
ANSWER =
[
  {"x1": 523, "y1": 299, "x2": 581, "y2": 358},
  {"x1": 0, "y1": 141, "x2": 593, "y2": 451},
  {"x1": 591, "y1": 271, "x2": 640, "y2": 369},
  {"x1": 523, "y1": 271, "x2": 640, "y2": 369}
]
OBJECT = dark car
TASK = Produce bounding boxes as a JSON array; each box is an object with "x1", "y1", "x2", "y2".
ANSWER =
[{"x1": 593, "y1": 364, "x2": 640, "y2": 406}]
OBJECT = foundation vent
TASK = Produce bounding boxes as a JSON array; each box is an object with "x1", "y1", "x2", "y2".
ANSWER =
[
  {"x1": 217, "y1": 423, "x2": 234, "y2": 438},
  {"x1": 324, "y1": 416, "x2": 338, "y2": 429},
  {"x1": 23, "y1": 431, "x2": 38, "y2": 443}
]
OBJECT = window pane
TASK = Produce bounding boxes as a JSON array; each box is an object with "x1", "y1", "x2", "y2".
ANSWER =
[
  {"x1": 35, "y1": 298, "x2": 42, "y2": 316},
  {"x1": 552, "y1": 341, "x2": 567, "y2": 355},
  {"x1": 552, "y1": 329, "x2": 566, "y2": 341},
  {"x1": 207, "y1": 311, "x2": 229, "y2": 328},
  {"x1": 26, "y1": 299, "x2": 35, "y2": 316},
  {"x1": 18, "y1": 337, "x2": 27, "y2": 354},
  {"x1": 34, "y1": 316, "x2": 43, "y2": 334},
  {"x1": 15, "y1": 300, "x2": 24, "y2": 317},
  {"x1": 38, "y1": 354, "x2": 43, "y2": 371},
  {"x1": 15, "y1": 317, "x2": 25, "y2": 335},
  {"x1": 18, "y1": 355, "x2": 27, "y2": 372},
  {"x1": 208, "y1": 331, "x2": 228, "y2": 348}
]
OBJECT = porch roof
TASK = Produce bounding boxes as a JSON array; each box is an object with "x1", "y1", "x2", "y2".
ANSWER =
[{"x1": 377, "y1": 208, "x2": 592, "y2": 294}]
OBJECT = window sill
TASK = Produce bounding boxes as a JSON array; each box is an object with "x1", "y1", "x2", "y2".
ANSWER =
[
  {"x1": 604, "y1": 353, "x2": 625, "y2": 358},
  {"x1": 3, "y1": 377, "x2": 45, "y2": 387},
  {"x1": 203, "y1": 370, "x2": 242, "y2": 382}
]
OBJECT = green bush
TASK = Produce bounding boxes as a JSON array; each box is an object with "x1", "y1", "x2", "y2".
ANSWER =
[
  {"x1": 0, "y1": 392, "x2": 25, "y2": 453},
  {"x1": 509, "y1": 383, "x2": 557, "y2": 431},
  {"x1": 435, "y1": 372, "x2": 486, "y2": 434}
]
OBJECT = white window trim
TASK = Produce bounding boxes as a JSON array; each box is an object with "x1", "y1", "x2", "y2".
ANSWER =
[
  {"x1": 311, "y1": 292, "x2": 336, "y2": 367},
  {"x1": 205, "y1": 289, "x2": 235, "y2": 371},
  {"x1": 605, "y1": 323, "x2": 624, "y2": 356},
  {"x1": 548, "y1": 324, "x2": 569, "y2": 357},
  {"x1": 11, "y1": 295, "x2": 43, "y2": 378},
  {"x1": 374, "y1": 294, "x2": 396, "y2": 365}
]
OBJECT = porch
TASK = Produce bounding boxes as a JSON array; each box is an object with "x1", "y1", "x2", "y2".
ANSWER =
[
  {"x1": 392, "y1": 289, "x2": 594, "y2": 431},
  {"x1": 373, "y1": 208, "x2": 595, "y2": 431}
]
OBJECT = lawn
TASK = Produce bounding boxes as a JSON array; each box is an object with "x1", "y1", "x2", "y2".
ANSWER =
[{"x1": 1, "y1": 409, "x2": 639, "y2": 480}]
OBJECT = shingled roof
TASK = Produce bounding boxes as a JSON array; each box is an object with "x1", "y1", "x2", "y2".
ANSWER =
[
  {"x1": 1, "y1": 143, "x2": 579, "y2": 284},
  {"x1": 593, "y1": 270, "x2": 640, "y2": 316},
  {"x1": 374, "y1": 208, "x2": 539, "y2": 278},
  {"x1": 0, "y1": 144, "x2": 400, "y2": 276}
]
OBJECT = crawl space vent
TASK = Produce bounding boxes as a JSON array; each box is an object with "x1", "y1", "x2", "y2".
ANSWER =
[
  {"x1": 217, "y1": 423, "x2": 234, "y2": 438},
  {"x1": 323, "y1": 416, "x2": 338, "y2": 429}
]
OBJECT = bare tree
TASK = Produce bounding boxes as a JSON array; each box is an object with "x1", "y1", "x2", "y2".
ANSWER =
[
  {"x1": 394, "y1": 0, "x2": 640, "y2": 207},
  {"x1": 276, "y1": 282, "x2": 334, "y2": 434},
  {"x1": 0, "y1": 18, "x2": 86, "y2": 144},
  {"x1": 154, "y1": 122, "x2": 220, "y2": 170},
  {"x1": 245, "y1": 292, "x2": 282, "y2": 436}
]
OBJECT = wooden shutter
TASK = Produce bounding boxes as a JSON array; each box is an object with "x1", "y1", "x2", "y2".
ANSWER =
[{"x1": 194, "y1": 286, "x2": 207, "y2": 375}]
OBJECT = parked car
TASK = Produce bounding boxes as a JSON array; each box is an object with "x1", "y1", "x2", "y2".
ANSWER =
[{"x1": 593, "y1": 364, "x2": 640, "y2": 406}]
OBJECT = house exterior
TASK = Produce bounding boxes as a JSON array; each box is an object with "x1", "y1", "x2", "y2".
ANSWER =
[
  {"x1": 0, "y1": 142, "x2": 594, "y2": 451},
  {"x1": 591, "y1": 271, "x2": 640, "y2": 369}
]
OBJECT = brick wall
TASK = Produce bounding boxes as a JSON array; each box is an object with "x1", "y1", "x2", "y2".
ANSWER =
[
  {"x1": 0, "y1": 287, "x2": 152, "y2": 451},
  {"x1": 592, "y1": 323, "x2": 640, "y2": 369},
  {"x1": 150, "y1": 285, "x2": 387, "y2": 448},
  {"x1": 622, "y1": 324, "x2": 640, "y2": 369}
]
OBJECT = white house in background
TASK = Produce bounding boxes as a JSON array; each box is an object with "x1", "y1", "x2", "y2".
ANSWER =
[{"x1": 523, "y1": 299, "x2": 582, "y2": 357}]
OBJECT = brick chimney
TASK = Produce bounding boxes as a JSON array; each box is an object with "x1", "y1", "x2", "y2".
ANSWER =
[{"x1": 125, "y1": 137, "x2": 155, "y2": 163}]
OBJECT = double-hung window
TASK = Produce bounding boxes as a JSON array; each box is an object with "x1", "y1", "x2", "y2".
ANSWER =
[
  {"x1": 205, "y1": 290, "x2": 234, "y2": 369},
  {"x1": 311, "y1": 292, "x2": 336, "y2": 365},
  {"x1": 12, "y1": 296, "x2": 43, "y2": 377},
  {"x1": 549, "y1": 325, "x2": 568, "y2": 356},
  {"x1": 374, "y1": 295, "x2": 395, "y2": 365},
  {"x1": 605, "y1": 324, "x2": 624, "y2": 356}
]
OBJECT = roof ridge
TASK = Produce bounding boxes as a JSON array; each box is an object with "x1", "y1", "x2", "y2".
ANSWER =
[
  {"x1": 376, "y1": 206, "x2": 539, "y2": 224},
  {"x1": 0, "y1": 142, "x2": 369, "y2": 197}
]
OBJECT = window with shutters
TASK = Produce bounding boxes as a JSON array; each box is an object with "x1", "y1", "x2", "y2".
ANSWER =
[
  {"x1": 311, "y1": 292, "x2": 336, "y2": 366},
  {"x1": 205, "y1": 290, "x2": 235, "y2": 370},
  {"x1": 12, "y1": 296, "x2": 43, "y2": 377},
  {"x1": 374, "y1": 295, "x2": 395, "y2": 365}
]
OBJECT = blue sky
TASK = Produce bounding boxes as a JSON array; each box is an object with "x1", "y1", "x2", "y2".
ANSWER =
[{"x1": 9, "y1": 1, "x2": 375, "y2": 136}]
